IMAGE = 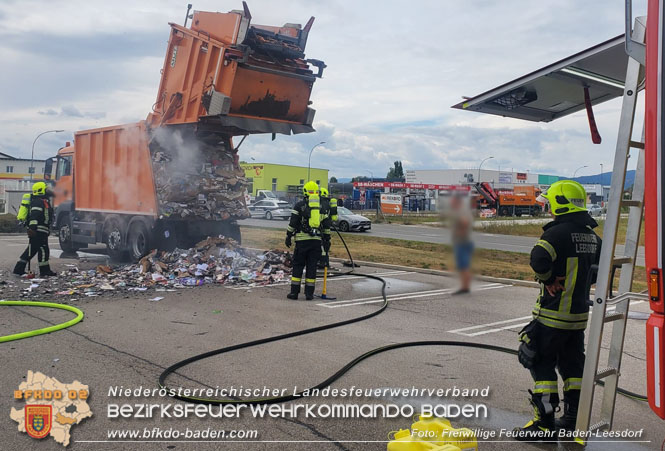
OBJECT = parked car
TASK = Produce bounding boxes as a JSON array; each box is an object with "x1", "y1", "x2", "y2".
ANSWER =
[
  {"x1": 249, "y1": 200, "x2": 292, "y2": 220},
  {"x1": 335, "y1": 207, "x2": 371, "y2": 232},
  {"x1": 588, "y1": 204, "x2": 603, "y2": 217}
]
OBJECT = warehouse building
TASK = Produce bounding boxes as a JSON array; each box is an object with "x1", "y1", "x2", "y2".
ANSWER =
[
  {"x1": 240, "y1": 162, "x2": 328, "y2": 200},
  {"x1": 1, "y1": 152, "x2": 47, "y2": 214}
]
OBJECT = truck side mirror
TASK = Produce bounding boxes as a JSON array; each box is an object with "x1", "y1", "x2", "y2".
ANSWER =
[{"x1": 44, "y1": 157, "x2": 54, "y2": 180}]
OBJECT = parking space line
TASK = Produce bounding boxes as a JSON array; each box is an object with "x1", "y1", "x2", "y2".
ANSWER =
[
  {"x1": 450, "y1": 297, "x2": 648, "y2": 337},
  {"x1": 323, "y1": 286, "x2": 462, "y2": 306},
  {"x1": 321, "y1": 283, "x2": 507, "y2": 309},
  {"x1": 465, "y1": 322, "x2": 531, "y2": 337},
  {"x1": 447, "y1": 315, "x2": 532, "y2": 334},
  {"x1": 228, "y1": 270, "x2": 415, "y2": 290}
]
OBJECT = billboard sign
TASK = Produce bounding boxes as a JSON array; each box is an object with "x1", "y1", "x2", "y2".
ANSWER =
[{"x1": 380, "y1": 193, "x2": 402, "y2": 215}]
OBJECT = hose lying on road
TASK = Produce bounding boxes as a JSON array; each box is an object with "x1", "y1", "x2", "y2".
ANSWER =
[
  {"x1": 159, "y1": 229, "x2": 648, "y2": 404},
  {"x1": 0, "y1": 300, "x2": 84, "y2": 343}
]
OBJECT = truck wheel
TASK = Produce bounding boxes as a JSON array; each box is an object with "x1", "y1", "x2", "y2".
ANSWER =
[
  {"x1": 58, "y1": 213, "x2": 80, "y2": 253},
  {"x1": 106, "y1": 218, "x2": 128, "y2": 262},
  {"x1": 128, "y1": 221, "x2": 152, "y2": 262},
  {"x1": 500, "y1": 207, "x2": 510, "y2": 217}
]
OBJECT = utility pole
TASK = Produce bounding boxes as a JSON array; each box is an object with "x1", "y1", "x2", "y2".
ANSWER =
[{"x1": 600, "y1": 163, "x2": 604, "y2": 202}]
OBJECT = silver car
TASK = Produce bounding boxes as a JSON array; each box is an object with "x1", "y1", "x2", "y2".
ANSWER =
[
  {"x1": 335, "y1": 207, "x2": 372, "y2": 232},
  {"x1": 588, "y1": 204, "x2": 603, "y2": 217},
  {"x1": 248, "y1": 200, "x2": 292, "y2": 220}
]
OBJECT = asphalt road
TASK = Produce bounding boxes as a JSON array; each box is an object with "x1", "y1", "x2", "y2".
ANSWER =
[
  {"x1": 0, "y1": 234, "x2": 661, "y2": 450},
  {"x1": 239, "y1": 218, "x2": 646, "y2": 266}
]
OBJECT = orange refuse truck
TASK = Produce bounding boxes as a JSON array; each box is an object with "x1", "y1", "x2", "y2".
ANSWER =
[{"x1": 43, "y1": 3, "x2": 325, "y2": 261}]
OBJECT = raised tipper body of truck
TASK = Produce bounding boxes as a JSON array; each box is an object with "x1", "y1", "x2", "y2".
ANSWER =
[{"x1": 45, "y1": 3, "x2": 325, "y2": 261}]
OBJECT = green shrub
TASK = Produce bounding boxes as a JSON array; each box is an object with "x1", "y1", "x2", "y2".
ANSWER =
[{"x1": 0, "y1": 214, "x2": 24, "y2": 233}]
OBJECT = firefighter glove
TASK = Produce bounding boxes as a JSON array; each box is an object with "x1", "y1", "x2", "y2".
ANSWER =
[
  {"x1": 517, "y1": 320, "x2": 539, "y2": 369},
  {"x1": 285, "y1": 235, "x2": 292, "y2": 248},
  {"x1": 27, "y1": 228, "x2": 36, "y2": 238}
]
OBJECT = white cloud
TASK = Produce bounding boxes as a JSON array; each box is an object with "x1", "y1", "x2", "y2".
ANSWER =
[{"x1": 0, "y1": 0, "x2": 648, "y2": 178}]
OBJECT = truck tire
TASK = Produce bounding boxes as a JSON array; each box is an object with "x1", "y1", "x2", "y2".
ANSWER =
[
  {"x1": 500, "y1": 207, "x2": 510, "y2": 217},
  {"x1": 105, "y1": 218, "x2": 129, "y2": 262},
  {"x1": 57, "y1": 213, "x2": 80, "y2": 253},
  {"x1": 128, "y1": 221, "x2": 152, "y2": 262}
]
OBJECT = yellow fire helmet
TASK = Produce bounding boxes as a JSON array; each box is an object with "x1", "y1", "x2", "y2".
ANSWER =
[
  {"x1": 320, "y1": 187, "x2": 329, "y2": 198},
  {"x1": 303, "y1": 181, "x2": 319, "y2": 197},
  {"x1": 32, "y1": 181, "x2": 47, "y2": 196},
  {"x1": 537, "y1": 180, "x2": 587, "y2": 216}
]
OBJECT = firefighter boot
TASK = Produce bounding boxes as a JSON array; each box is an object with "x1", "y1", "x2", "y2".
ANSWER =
[
  {"x1": 304, "y1": 285, "x2": 315, "y2": 300},
  {"x1": 287, "y1": 284, "x2": 300, "y2": 300},
  {"x1": 513, "y1": 390, "x2": 557, "y2": 442},
  {"x1": 13, "y1": 260, "x2": 27, "y2": 276},
  {"x1": 555, "y1": 390, "x2": 580, "y2": 431},
  {"x1": 40, "y1": 265, "x2": 58, "y2": 277}
]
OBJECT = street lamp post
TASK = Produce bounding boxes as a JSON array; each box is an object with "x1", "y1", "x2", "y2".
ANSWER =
[
  {"x1": 573, "y1": 165, "x2": 588, "y2": 178},
  {"x1": 478, "y1": 156, "x2": 494, "y2": 183},
  {"x1": 364, "y1": 169, "x2": 374, "y2": 182},
  {"x1": 31, "y1": 129, "x2": 64, "y2": 180},
  {"x1": 600, "y1": 163, "x2": 604, "y2": 202},
  {"x1": 307, "y1": 141, "x2": 326, "y2": 181}
]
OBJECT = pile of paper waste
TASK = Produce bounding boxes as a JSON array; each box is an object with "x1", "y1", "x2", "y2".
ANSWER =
[{"x1": 0, "y1": 236, "x2": 291, "y2": 299}]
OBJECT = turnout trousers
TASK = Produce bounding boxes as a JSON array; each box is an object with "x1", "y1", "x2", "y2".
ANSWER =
[
  {"x1": 290, "y1": 239, "x2": 321, "y2": 298},
  {"x1": 19, "y1": 233, "x2": 50, "y2": 269},
  {"x1": 529, "y1": 322, "x2": 585, "y2": 413}
]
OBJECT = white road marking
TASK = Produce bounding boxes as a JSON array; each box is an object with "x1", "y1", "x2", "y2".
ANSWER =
[
  {"x1": 447, "y1": 316, "x2": 532, "y2": 334},
  {"x1": 323, "y1": 286, "x2": 462, "y2": 305},
  {"x1": 321, "y1": 283, "x2": 507, "y2": 309},
  {"x1": 465, "y1": 322, "x2": 531, "y2": 337},
  {"x1": 449, "y1": 297, "x2": 649, "y2": 337},
  {"x1": 228, "y1": 270, "x2": 415, "y2": 290}
]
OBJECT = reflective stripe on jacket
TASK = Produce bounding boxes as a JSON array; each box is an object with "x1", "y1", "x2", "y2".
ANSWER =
[
  {"x1": 28, "y1": 195, "x2": 52, "y2": 235},
  {"x1": 530, "y1": 212, "x2": 601, "y2": 330}
]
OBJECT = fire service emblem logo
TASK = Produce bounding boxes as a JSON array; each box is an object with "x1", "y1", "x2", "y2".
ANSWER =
[{"x1": 25, "y1": 405, "x2": 52, "y2": 439}]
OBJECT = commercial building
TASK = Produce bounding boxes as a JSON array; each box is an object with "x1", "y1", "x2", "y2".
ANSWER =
[
  {"x1": 405, "y1": 169, "x2": 610, "y2": 204},
  {"x1": 240, "y1": 162, "x2": 328, "y2": 199},
  {"x1": 1, "y1": 152, "x2": 47, "y2": 214},
  {"x1": 1, "y1": 152, "x2": 46, "y2": 186},
  {"x1": 405, "y1": 168, "x2": 560, "y2": 190}
]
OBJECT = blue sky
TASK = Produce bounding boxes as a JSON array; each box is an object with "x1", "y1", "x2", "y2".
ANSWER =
[{"x1": 0, "y1": 0, "x2": 647, "y2": 179}]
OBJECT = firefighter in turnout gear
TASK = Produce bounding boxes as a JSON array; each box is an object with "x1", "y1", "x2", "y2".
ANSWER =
[
  {"x1": 285, "y1": 181, "x2": 330, "y2": 300},
  {"x1": 514, "y1": 180, "x2": 601, "y2": 440},
  {"x1": 318, "y1": 187, "x2": 335, "y2": 268},
  {"x1": 13, "y1": 182, "x2": 57, "y2": 277}
]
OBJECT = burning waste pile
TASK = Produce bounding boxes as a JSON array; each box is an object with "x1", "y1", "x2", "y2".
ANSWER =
[
  {"x1": 0, "y1": 237, "x2": 291, "y2": 299},
  {"x1": 151, "y1": 130, "x2": 251, "y2": 221}
]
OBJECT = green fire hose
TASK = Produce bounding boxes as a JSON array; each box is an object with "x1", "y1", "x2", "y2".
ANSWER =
[{"x1": 0, "y1": 301, "x2": 84, "y2": 343}]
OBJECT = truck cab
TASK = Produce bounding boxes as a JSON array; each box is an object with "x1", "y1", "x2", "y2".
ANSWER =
[{"x1": 44, "y1": 143, "x2": 77, "y2": 252}]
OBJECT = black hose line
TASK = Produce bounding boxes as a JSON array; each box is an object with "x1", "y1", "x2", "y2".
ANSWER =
[{"x1": 158, "y1": 229, "x2": 648, "y2": 405}]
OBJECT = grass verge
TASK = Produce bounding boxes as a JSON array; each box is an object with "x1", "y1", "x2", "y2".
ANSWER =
[{"x1": 241, "y1": 226, "x2": 646, "y2": 291}]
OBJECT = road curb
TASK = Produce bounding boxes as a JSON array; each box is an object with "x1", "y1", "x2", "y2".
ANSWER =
[{"x1": 329, "y1": 257, "x2": 540, "y2": 289}]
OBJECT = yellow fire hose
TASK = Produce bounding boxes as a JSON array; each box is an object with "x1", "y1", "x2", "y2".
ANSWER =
[{"x1": 0, "y1": 301, "x2": 84, "y2": 343}]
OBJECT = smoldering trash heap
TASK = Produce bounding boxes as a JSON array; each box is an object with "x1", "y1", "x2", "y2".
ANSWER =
[{"x1": 0, "y1": 237, "x2": 292, "y2": 299}]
